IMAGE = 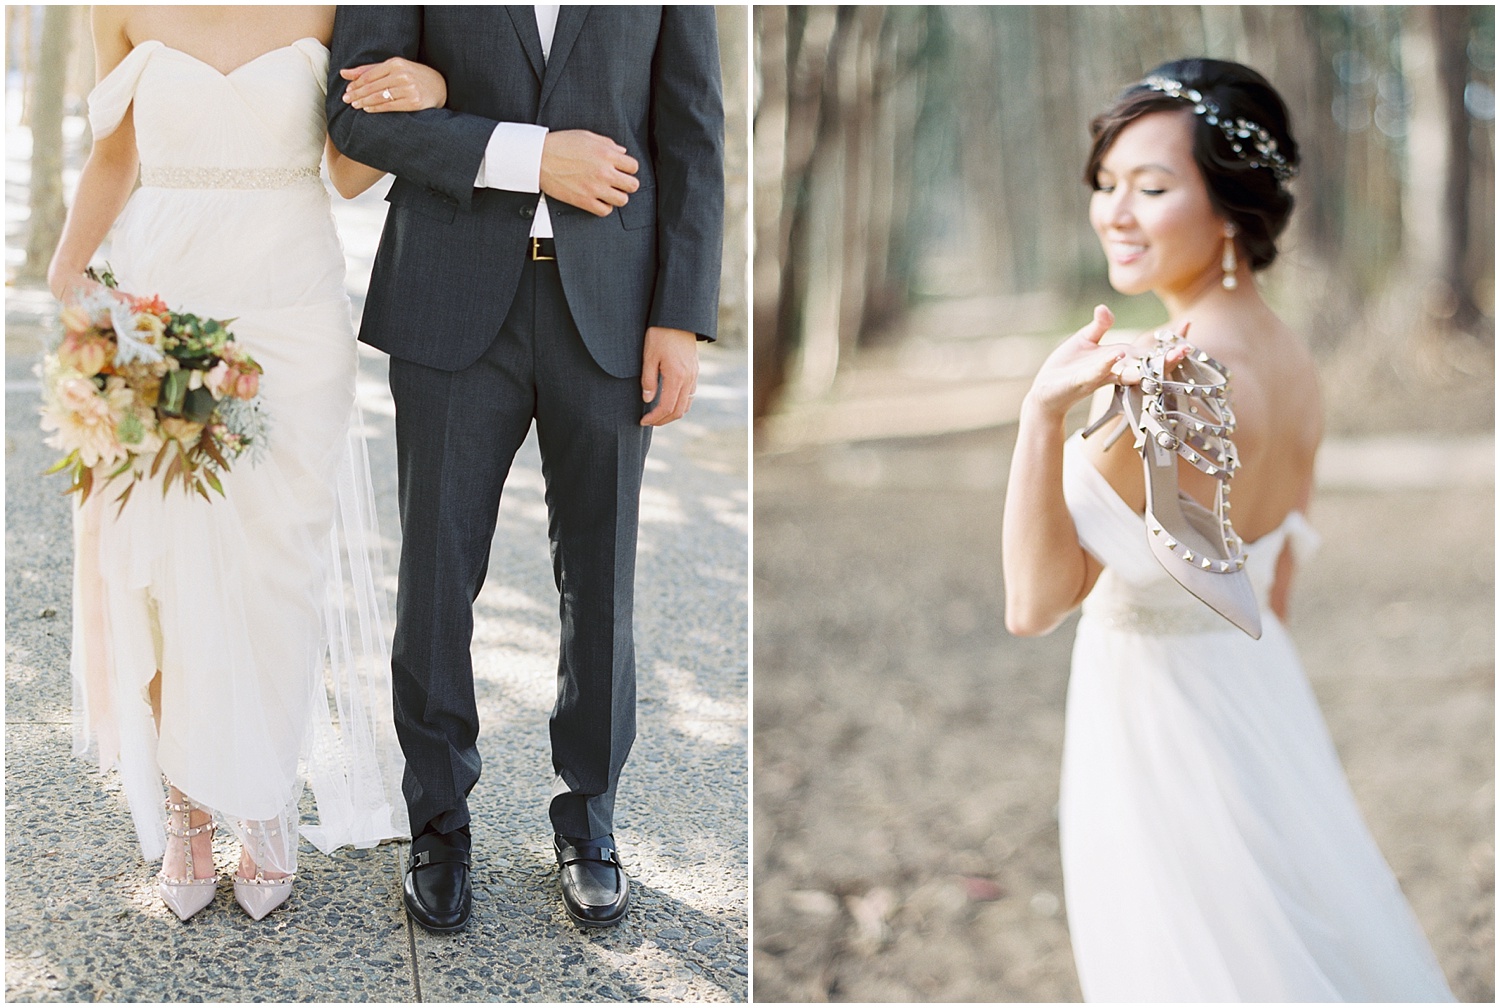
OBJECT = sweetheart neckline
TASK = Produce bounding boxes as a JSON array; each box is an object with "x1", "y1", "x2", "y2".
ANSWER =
[{"x1": 130, "y1": 37, "x2": 327, "y2": 78}]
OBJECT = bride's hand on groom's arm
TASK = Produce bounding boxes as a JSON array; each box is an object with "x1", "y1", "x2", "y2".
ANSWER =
[
  {"x1": 326, "y1": 58, "x2": 452, "y2": 199},
  {"x1": 340, "y1": 59, "x2": 448, "y2": 113}
]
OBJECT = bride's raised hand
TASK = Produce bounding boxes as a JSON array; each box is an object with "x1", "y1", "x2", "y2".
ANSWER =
[
  {"x1": 1111, "y1": 322, "x2": 1194, "y2": 389},
  {"x1": 1024, "y1": 305, "x2": 1130, "y2": 422},
  {"x1": 339, "y1": 58, "x2": 448, "y2": 113}
]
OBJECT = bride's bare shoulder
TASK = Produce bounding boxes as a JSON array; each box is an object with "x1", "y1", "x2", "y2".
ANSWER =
[
  {"x1": 1278, "y1": 322, "x2": 1324, "y2": 440},
  {"x1": 1236, "y1": 313, "x2": 1323, "y2": 449},
  {"x1": 100, "y1": 6, "x2": 167, "y2": 48},
  {"x1": 266, "y1": 5, "x2": 337, "y2": 43},
  {"x1": 91, "y1": 7, "x2": 131, "y2": 36},
  {"x1": 269, "y1": 5, "x2": 337, "y2": 42},
  {"x1": 90, "y1": 8, "x2": 136, "y2": 71},
  {"x1": 1269, "y1": 317, "x2": 1320, "y2": 398}
]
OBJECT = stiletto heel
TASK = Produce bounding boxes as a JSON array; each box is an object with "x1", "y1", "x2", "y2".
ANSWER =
[
  {"x1": 1117, "y1": 331, "x2": 1261, "y2": 638},
  {"x1": 157, "y1": 792, "x2": 218, "y2": 921},
  {"x1": 233, "y1": 820, "x2": 294, "y2": 921},
  {"x1": 1080, "y1": 382, "x2": 1131, "y2": 449}
]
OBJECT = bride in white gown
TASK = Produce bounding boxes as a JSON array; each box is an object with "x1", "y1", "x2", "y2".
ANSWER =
[
  {"x1": 48, "y1": 5, "x2": 445, "y2": 921},
  {"x1": 1001, "y1": 59, "x2": 1454, "y2": 1001}
]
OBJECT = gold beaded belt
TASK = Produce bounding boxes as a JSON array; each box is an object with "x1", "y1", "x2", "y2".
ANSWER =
[{"x1": 139, "y1": 165, "x2": 321, "y2": 189}]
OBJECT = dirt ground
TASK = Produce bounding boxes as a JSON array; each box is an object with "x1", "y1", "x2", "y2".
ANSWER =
[{"x1": 751, "y1": 343, "x2": 1495, "y2": 1002}]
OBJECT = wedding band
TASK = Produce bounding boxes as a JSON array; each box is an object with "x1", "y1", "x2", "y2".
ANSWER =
[{"x1": 382, "y1": 89, "x2": 393, "y2": 101}]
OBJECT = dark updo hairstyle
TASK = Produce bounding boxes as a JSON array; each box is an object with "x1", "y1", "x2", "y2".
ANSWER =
[{"x1": 1085, "y1": 58, "x2": 1300, "y2": 271}]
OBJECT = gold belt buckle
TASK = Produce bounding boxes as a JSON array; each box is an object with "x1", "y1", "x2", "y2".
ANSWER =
[{"x1": 531, "y1": 236, "x2": 555, "y2": 261}]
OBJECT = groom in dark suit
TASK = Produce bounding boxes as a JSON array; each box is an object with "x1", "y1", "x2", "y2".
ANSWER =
[{"x1": 326, "y1": 6, "x2": 723, "y2": 931}]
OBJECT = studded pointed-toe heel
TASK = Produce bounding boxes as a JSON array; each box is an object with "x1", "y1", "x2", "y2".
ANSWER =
[
  {"x1": 1084, "y1": 330, "x2": 1261, "y2": 638},
  {"x1": 233, "y1": 820, "x2": 294, "y2": 921},
  {"x1": 157, "y1": 793, "x2": 218, "y2": 921},
  {"x1": 233, "y1": 872, "x2": 292, "y2": 921}
]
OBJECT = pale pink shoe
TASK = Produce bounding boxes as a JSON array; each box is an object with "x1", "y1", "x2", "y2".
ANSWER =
[
  {"x1": 1081, "y1": 331, "x2": 1261, "y2": 638},
  {"x1": 233, "y1": 873, "x2": 293, "y2": 921},
  {"x1": 157, "y1": 794, "x2": 217, "y2": 921},
  {"x1": 233, "y1": 820, "x2": 294, "y2": 921}
]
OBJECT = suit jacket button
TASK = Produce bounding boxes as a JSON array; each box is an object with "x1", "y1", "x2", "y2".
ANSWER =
[{"x1": 520, "y1": 206, "x2": 534, "y2": 219}]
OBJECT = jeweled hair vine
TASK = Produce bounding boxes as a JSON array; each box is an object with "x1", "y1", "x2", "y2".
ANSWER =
[{"x1": 1138, "y1": 75, "x2": 1297, "y2": 183}]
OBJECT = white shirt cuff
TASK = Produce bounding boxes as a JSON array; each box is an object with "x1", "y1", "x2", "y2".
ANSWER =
[{"x1": 475, "y1": 122, "x2": 548, "y2": 192}]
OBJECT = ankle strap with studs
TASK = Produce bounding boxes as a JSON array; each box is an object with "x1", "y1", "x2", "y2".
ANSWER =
[{"x1": 1138, "y1": 332, "x2": 1248, "y2": 573}]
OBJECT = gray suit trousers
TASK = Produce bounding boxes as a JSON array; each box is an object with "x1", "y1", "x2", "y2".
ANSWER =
[{"x1": 388, "y1": 257, "x2": 649, "y2": 840}]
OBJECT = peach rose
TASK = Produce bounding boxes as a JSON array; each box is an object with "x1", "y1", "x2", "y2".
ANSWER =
[{"x1": 232, "y1": 369, "x2": 260, "y2": 400}]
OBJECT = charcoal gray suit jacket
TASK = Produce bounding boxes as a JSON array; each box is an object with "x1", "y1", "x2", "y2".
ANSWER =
[{"x1": 326, "y1": 6, "x2": 724, "y2": 378}]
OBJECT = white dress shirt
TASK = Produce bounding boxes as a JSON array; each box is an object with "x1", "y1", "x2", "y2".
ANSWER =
[{"x1": 474, "y1": 5, "x2": 560, "y2": 237}]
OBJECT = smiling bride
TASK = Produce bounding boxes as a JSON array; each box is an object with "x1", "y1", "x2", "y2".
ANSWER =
[{"x1": 1002, "y1": 58, "x2": 1454, "y2": 1001}]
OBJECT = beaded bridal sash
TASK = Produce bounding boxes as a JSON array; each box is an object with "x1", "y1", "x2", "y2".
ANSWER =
[{"x1": 139, "y1": 165, "x2": 321, "y2": 189}]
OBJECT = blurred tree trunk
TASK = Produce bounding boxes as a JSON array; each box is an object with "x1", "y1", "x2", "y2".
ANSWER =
[
  {"x1": 1462, "y1": 9, "x2": 1496, "y2": 326},
  {"x1": 1401, "y1": 4, "x2": 1489, "y2": 337},
  {"x1": 861, "y1": 9, "x2": 926, "y2": 340},
  {"x1": 950, "y1": 8, "x2": 1015, "y2": 295},
  {"x1": 753, "y1": 5, "x2": 1494, "y2": 426},
  {"x1": 754, "y1": 6, "x2": 943, "y2": 420},
  {"x1": 782, "y1": 7, "x2": 850, "y2": 402},
  {"x1": 755, "y1": 6, "x2": 838, "y2": 420},
  {"x1": 69, "y1": 3, "x2": 96, "y2": 121},
  {"x1": 752, "y1": 5, "x2": 789, "y2": 420},
  {"x1": 10, "y1": 5, "x2": 33, "y2": 126},
  {"x1": 835, "y1": 6, "x2": 874, "y2": 361},
  {"x1": 834, "y1": 5, "x2": 886, "y2": 360},
  {"x1": 21, "y1": 5, "x2": 75, "y2": 284},
  {"x1": 1287, "y1": 8, "x2": 1342, "y2": 268},
  {"x1": 1430, "y1": 5, "x2": 1484, "y2": 333},
  {"x1": 716, "y1": 4, "x2": 749, "y2": 348}
]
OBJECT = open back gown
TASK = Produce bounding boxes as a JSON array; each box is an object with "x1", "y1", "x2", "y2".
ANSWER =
[{"x1": 1058, "y1": 433, "x2": 1453, "y2": 1001}]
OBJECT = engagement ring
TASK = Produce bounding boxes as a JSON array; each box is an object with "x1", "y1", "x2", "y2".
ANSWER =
[{"x1": 382, "y1": 89, "x2": 393, "y2": 101}]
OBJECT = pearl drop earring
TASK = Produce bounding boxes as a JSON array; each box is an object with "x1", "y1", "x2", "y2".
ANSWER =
[{"x1": 1221, "y1": 225, "x2": 1239, "y2": 290}]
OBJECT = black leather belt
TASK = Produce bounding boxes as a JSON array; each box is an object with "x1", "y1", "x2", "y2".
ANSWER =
[{"x1": 530, "y1": 236, "x2": 556, "y2": 261}]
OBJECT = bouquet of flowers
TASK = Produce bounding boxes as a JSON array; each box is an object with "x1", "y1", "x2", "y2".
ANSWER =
[{"x1": 39, "y1": 266, "x2": 269, "y2": 512}]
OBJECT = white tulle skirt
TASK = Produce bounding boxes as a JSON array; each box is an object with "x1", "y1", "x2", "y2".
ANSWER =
[
  {"x1": 70, "y1": 182, "x2": 408, "y2": 874},
  {"x1": 1059, "y1": 613, "x2": 1454, "y2": 1002}
]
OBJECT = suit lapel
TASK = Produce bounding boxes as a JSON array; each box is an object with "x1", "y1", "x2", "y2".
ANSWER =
[
  {"x1": 504, "y1": 6, "x2": 546, "y2": 84},
  {"x1": 538, "y1": 5, "x2": 590, "y2": 109}
]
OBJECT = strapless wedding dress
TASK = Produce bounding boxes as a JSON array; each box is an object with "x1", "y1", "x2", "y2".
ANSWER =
[
  {"x1": 1058, "y1": 433, "x2": 1452, "y2": 1001},
  {"x1": 73, "y1": 38, "x2": 407, "y2": 874}
]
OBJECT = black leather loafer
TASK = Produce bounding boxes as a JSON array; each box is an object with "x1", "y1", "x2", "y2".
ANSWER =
[
  {"x1": 555, "y1": 834, "x2": 630, "y2": 927},
  {"x1": 404, "y1": 833, "x2": 472, "y2": 933}
]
